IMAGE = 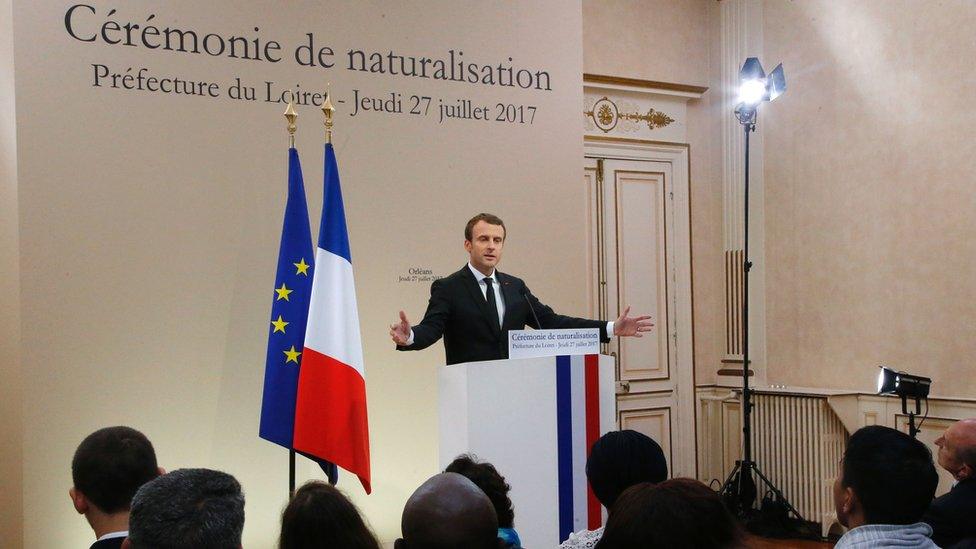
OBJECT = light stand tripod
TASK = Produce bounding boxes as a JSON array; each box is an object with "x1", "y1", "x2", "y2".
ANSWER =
[
  {"x1": 719, "y1": 103, "x2": 803, "y2": 525},
  {"x1": 902, "y1": 394, "x2": 923, "y2": 438},
  {"x1": 877, "y1": 366, "x2": 931, "y2": 439}
]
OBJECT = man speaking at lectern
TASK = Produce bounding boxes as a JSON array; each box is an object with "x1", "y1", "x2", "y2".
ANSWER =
[{"x1": 390, "y1": 213, "x2": 654, "y2": 365}]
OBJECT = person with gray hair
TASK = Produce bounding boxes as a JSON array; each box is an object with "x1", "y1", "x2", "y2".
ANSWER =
[
  {"x1": 924, "y1": 418, "x2": 976, "y2": 547},
  {"x1": 121, "y1": 468, "x2": 245, "y2": 549}
]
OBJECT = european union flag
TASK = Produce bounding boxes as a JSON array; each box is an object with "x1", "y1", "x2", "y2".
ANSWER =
[{"x1": 259, "y1": 147, "x2": 337, "y2": 484}]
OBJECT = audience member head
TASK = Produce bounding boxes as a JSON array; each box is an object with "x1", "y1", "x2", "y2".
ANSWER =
[
  {"x1": 278, "y1": 480, "x2": 381, "y2": 549},
  {"x1": 833, "y1": 425, "x2": 938, "y2": 529},
  {"x1": 596, "y1": 478, "x2": 744, "y2": 549},
  {"x1": 123, "y1": 468, "x2": 245, "y2": 549},
  {"x1": 69, "y1": 426, "x2": 161, "y2": 536},
  {"x1": 395, "y1": 472, "x2": 501, "y2": 549},
  {"x1": 586, "y1": 429, "x2": 668, "y2": 509},
  {"x1": 445, "y1": 454, "x2": 515, "y2": 528},
  {"x1": 935, "y1": 418, "x2": 976, "y2": 482}
]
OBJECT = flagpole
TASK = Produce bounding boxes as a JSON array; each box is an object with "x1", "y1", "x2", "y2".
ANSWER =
[
  {"x1": 289, "y1": 88, "x2": 331, "y2": 500},
  {"x1": 289, "y1": 449, "x2": 296, "y2": 497},
  {"x1": 321, "y1": 86, "x2": 334, "y2": 144},
  {"x1": 293, "y1": 84, "x2": 370, "y2": 493},
  {"x1": 284, "y1": 92, "x2": 297, "y2": 149},
  {"x1": 284, "y1": 94, "x2": 298, "y2": 499}
]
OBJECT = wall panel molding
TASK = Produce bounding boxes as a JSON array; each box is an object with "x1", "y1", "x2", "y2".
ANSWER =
[{"x1": 720, "y1": 0, "x2": 767, "y2": 383}]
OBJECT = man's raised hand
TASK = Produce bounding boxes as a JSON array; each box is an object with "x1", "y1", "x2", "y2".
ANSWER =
[
  {"x1": 390, "y1": 310, "x2": 412, "y2": 346},
  {"x1": 613, "y1": 305, "x2": 655, "y2": 338}
]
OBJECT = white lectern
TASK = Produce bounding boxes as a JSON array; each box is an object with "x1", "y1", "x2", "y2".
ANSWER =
[{"x1": 439, "y1": 354, "x2": 616, "y2": 548}]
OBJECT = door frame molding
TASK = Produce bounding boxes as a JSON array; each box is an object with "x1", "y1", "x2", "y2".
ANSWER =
[{"x1": 584, "y1": 137, "x2": 697, "y2": 477}]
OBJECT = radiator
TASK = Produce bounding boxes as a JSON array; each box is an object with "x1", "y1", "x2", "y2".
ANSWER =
[{"x1": 751, "y1": 393, "x2": 848, "y2": 537}]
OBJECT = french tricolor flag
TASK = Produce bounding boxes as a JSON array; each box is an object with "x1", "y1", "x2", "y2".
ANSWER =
[{"x1": 293, "y1": 143, "x2": 371, "y2": 493}]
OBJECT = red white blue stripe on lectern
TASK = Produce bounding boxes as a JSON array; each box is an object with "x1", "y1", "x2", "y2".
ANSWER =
[{"x1": 556, "y1": 354, "x2": 603, "y2": 543}]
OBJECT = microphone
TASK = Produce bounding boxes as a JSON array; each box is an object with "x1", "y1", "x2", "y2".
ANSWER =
[{"x1": 521, "y1": 287, "x2": 543, "y2": 329}]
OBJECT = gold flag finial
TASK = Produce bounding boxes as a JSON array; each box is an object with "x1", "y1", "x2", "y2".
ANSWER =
[
  {"x1": 321, "y1": 85, "x2": 335, "y2": 144},
  {"x1": 283, "y1": 91, "x2": 298, "y2": 148}
]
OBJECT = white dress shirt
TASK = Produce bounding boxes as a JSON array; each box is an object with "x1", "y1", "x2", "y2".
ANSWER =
[
  {"x1": 96, "y1": 531, "x2": 128, "y2": 542},
  {"x1": 467, "y1": 263, "x2": 505, "y2": 327}
]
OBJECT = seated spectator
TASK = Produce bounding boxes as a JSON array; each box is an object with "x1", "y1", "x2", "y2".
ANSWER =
[
  {"x1": 122, "y1": 468, "x2": 245, "y2": 549},
  {"x1": 395, "y1": 472, "x2": 502, "y2": 549},
  {"x1": 595, "y1": 478, "x2": 745, "y2": 548},
  {"x1": 69, "y1": 426, "x2": 162, "y2": 549},
  {"x1": 278, "y1": 480, "x2": 381, "y2": 549},
  {"x1": 446, "y1": 454, "x2": 521, "y2": 548},
  {"x1": 924, "y1": 418, "x2": 976, "y2": 548},
  {"x1": 560, "y1": 429, "x2": 668, "y2": 548},
  {"x1": 833, "y1": 425, "x2": 939, "y2": 548}
]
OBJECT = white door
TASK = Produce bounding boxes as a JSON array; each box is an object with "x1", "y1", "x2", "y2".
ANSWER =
[{"x1": 584, "y1": 154, "x2": 696, "y2": 478}]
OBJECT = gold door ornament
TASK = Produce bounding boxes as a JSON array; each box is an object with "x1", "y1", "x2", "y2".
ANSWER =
[{"x1": 585, "y1": 96, "x2": 675, "y2": 133}]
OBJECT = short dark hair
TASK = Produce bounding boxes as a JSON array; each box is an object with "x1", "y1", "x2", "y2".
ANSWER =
[
  {"x1": 586, "y1": 430, "x2": 668, "y2": 509},
  {"x1": 279, "y1": 481, "x2": 381, "y2": 549},
  {"x1": 464, "y1": 213, "x2": 506, "y2": 241},
  {"x1": 71, "y1": 426, "x2": 159, "y2": 513},
  {"x1": 841, "y1": 425, "x2": 938, "y2": 525},
  {"x1": 445, "y1": 454, "x2": 515, "y2": 528},
  {"x1": 596, "y1": 479, "x2": 745, "y2": 549},
  {"x1": 128, "y1": 468, "x2": 245, "y2": 549}
]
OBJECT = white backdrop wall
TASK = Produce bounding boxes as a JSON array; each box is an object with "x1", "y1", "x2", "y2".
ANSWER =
[{"x1": 5, "y1": 1, "x2": 585, "y2": 546}]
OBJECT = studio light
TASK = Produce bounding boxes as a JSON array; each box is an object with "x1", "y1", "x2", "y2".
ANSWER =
[
  {"x1": 877, "y1": 366, "x2": 931, "y2": 399},
  {"x1": 739, "y1": 56, "x2": 766, "y2": 82},
  {"x1": 738, "y1": 79, "x2": 767, "y2": 106},
  {"x1": 877, "y1": 366, "x2": 932, "y2": 437},
  {"x1": 721, "y1": 56, "x2": 804, "y2": 532},
  {"x1": 767, "y1": 64, "x2": 786, "y2": 101},
  {"x1": 735, "y1": 58, "x2": 787, "y2": 121}
]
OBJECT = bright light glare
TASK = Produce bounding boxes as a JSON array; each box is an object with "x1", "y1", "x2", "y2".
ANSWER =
[
  {"x1": 738, "y1": 79, "x2": 766, "y2": 105},
  {"x1": 877, "y1": 369, "x2": 885, "y2": 392}
]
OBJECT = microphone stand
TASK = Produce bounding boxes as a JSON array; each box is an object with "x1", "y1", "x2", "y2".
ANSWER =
[{"x1": 522, "y1": 288, "x2": 543, "y2": 329}]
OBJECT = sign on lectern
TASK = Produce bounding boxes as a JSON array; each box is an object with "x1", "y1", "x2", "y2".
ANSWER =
[{"x1": 507, "y1": 327, "x2": 601, "y2": 359}]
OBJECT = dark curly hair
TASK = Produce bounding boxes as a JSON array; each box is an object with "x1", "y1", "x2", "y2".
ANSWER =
[{"x1": 445, "y1": 454, "x2": 515, "y2": 528}]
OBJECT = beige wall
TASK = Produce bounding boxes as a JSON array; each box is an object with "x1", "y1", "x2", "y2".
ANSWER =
[
  {"x1": 761, "y1": 0, "x2": 976, "y2": 397},
  {"x1": 1, "y1": 0, "x2": 24, "y2": 546},
  {"x1": 584, "y1": 0, "x2": 976, "y2": 399},
  {"x1": 9, "y1": 0, "x2": 975, "y2": 546},
  {"x1": 10, "y1": 1, "x2": 583, "y2": 546},
  {"x1": 583, "y1": 0, "x2": 709, "y2": 86},
  {"x1": 583, "y1": 0, "x2": 725, "y2": 385}
]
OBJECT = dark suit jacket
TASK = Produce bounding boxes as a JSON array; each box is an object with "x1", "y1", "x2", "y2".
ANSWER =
[
  {"x1": 397, "y1": 265, "x2": 609, "y2": 365},
  {"x1": 925, "y1": 478, "x2": 976, "y2": 548},
  {"x1": 91, "y1": 535, "x2": 125, "y2": 549}
]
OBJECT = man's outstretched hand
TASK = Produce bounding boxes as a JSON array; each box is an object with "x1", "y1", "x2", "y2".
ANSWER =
[
  {"x1": 613, "y1": 305, "x2": 654, "y2": 337},
  {"x1": 390, "y1": 310, "x2": 412, "y2": 346}
]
